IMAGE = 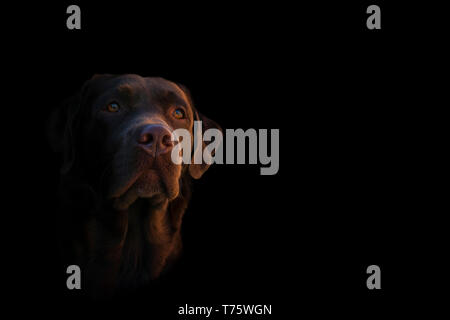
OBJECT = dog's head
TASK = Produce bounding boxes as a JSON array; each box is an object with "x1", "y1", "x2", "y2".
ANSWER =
[{"x1": 48, "y1": 74, "x2": 220, "y2": 210}]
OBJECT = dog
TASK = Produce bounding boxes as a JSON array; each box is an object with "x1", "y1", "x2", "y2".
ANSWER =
[{"x1": 47, "y1": 74, "x2": 221, "y2": 297}]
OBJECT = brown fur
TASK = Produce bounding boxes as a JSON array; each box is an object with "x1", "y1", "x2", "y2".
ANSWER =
[{"x1": 47, "y1": 74, "x2": 220, "y2": 298}]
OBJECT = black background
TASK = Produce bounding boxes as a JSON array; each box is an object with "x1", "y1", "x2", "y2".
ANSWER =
[{"x1": 5, "y1": 1, "x2": 445, "y2": 318}]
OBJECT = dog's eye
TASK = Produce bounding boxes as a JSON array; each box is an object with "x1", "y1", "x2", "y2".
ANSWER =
[
  {"x1": 107, "y1": 102, "x2": 120, "y2": 113},
  {"x1": 172, "y1": 108, "x2": 185, "y2": 119}
]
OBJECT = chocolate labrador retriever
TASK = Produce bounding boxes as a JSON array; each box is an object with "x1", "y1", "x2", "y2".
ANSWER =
[{"x1": 47, "y1": 74, "x2": 220, "y2": 297}]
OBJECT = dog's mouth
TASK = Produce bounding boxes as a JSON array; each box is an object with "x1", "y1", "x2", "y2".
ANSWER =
[
  {"x1": 108, "y1": 159, "x2": 182, "y2": 211},
  {"x1": 110, "y1": 171, "x2": 162, "y2": 210}
]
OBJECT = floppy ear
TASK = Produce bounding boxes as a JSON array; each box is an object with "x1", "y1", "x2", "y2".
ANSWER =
[
  {"x1": 176, "y1": 84, "x2": 222, "y2": 179},
  {"x1": 189, "y1": 108, "x2": 222, "y2": 179},
  {"x1": 47, "y1": 74, "x2": 115, "y2": 175},
  {"x1": 46, "y1": 91, "x2": 83, "y2": 175}
]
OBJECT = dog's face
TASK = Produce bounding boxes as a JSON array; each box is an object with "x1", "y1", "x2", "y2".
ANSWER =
[{"x1": 49, "y1": 74, "x2": 219, "y2": 210}]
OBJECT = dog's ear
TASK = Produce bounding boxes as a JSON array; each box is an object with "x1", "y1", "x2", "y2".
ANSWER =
[
  {"x1": 46, "y1": 90, "x2": 83, "y2": 175},
  {"x1": 46, "y1": 75, "x2": 106, "y2": 175},
  {"x1": 189, "y1": 109, "x2": 222, "y2": 179},
  {"x1": 176, "y1": 83, "x2": 222, "y2": 179}
]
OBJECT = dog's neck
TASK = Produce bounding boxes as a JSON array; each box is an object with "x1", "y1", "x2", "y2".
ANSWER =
[
  {"x1": 59, "y1": 174, "x2": 191, "y2": 296},
  {"x1": 112, "y1": 198, "x2": 177, "y2": 286}
]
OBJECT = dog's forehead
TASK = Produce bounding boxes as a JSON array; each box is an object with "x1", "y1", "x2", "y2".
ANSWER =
[
  {"x1": 107, "y1": 75, "x2": 186, "y2": 100},
  {"x1": 144, "y1": 77, "x2": 188, "y2": 103}
]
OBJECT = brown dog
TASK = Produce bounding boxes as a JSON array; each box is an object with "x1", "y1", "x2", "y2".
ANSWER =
[{"x1": 47, "y1": 74, "x2": 220, "y2": 297}]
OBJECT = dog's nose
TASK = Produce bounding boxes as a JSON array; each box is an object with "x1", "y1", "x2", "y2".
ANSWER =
[{"x1": 137, "y1": 124, "x2": 174, "y2": 155}]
